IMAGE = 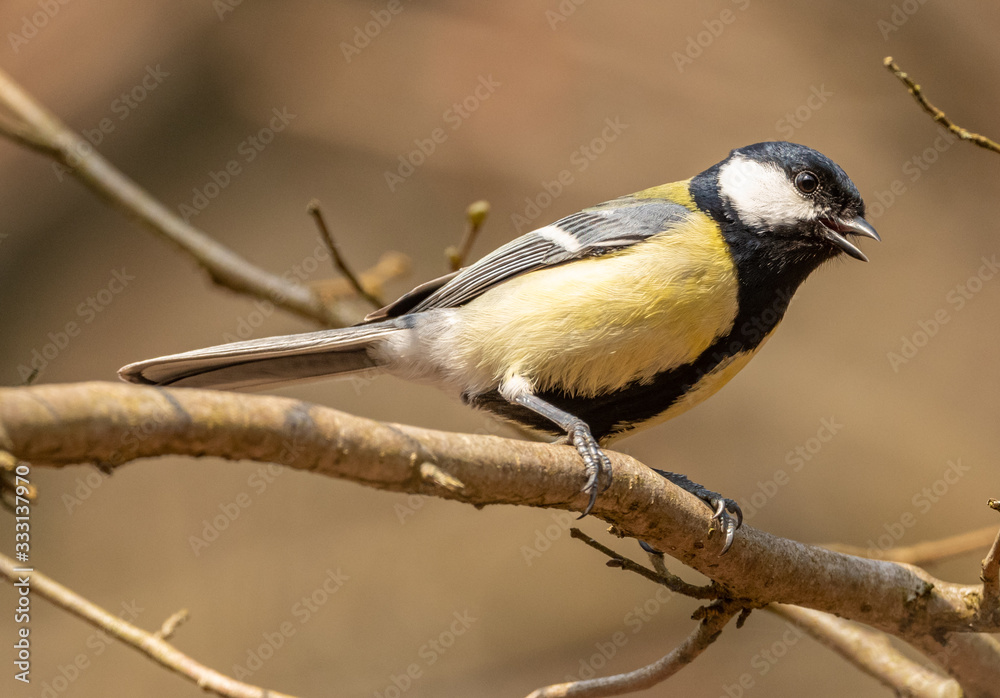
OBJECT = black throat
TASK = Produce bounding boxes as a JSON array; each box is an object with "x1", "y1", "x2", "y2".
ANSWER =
[{"x1": 688, "y1": 165, "x2": 832, "y2": 326}]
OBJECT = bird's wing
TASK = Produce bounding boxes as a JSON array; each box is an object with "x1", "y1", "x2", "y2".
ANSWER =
[{"x1": 403, "y1": 198, "x2": 693, "y2": 313}]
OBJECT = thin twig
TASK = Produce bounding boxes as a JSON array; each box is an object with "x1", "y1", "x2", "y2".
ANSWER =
[
  {"x1": 884, "y1": 57, "x2": 1000, "y2": 154},
  {"x1": 0, "y1": 451, "x2": 34, "y2": 512},
  {"x1": 309, "y1": 250, "x2": 410, "y2": 304},
  {"x1": 526, "y1": 600, "x2": 740, "y2": 697},
  {"x1": 981, "y1": 500, "x2": 1000, "y2": 620},
  {"x1": 154, "y1": 608, "x2": 190, "y2": 640},
  {"x1": 771, "y1": 605, "x2": 959, "y2": 698},
  {"x1": 0, "y1": 553, "x2": 297, "y2": 698},
  {"x1": 0, "y1": 111, "x2": 54, "y2": 152},
  {"x1": 569, "y1": 528, "x2": 719, "y2": 599},
  {"x1": 0, "y1": 67, "x2": 345, "y2": 327},
  {"x1": 824, "y1": 525, "x2": 999, "y2": 566},
  {"x1": 590, "y1": 527, "x2": 960, "y2": 696},
  {"x1": 446, "y1": 200, "x2": 489, "y2": 271},
  {"x1": 307, "y1": 199, "x2": 384, "y2": 309}
]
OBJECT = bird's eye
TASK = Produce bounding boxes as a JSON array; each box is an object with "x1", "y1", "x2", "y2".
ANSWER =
[{"x1": 795, "y1": 171, "x2": 819, "y2": 194}]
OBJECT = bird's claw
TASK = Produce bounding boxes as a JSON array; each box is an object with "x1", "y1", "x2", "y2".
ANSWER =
[
  {"x1": 709, "y1": 496, "x2": 743, "y2": 555},
  {"x1": 568, "y1": 422, "x2": 612, "y2": 518},
  {"x1": 651, "y1": 469, "x2": 743, "y2": 555}
]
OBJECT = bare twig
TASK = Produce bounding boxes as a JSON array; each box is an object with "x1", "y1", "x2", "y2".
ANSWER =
[
  {"x1": 569, "y1": 528, "x2": 719, "y2": 599},
  {"x1": 0, "y1": 450, "x2": 34, "y2": 512},
  {"x1": 587, "y1": 518, "x2": 964, "y2": 696},
  {"x1": 307, "y1": 199, "x2": 385, "y2": 309},
  {"x1": 824, "y1": 525, "x2": 999, "y2": 566},
  {"x1": 309, "y1": 250, "x2": 410, "y2": 304},
  {"x1": 446, "y1": 200, "x2": 489, "y2": 271},
  {"x1": 0, "y1": 67, "x2": 345, "y2": 327},
  {"x1": 526, "y1": 601, "x2": 740, "y2": 697},
  {"x1": 772, "y1": 605, "x2": 959, "y2": 698},
  {"x1": 884, "y1": 57, "x2": 1000, "y2": 155},
  {"x1": 154, "y1": 609, "x2": 190, "y2": 640},
  {"x1": 0, "y1": 553, "x2": 297, "y2": 698},
  {"x1": 0, "y1": 110, "x2": 53, "y2": 151}
]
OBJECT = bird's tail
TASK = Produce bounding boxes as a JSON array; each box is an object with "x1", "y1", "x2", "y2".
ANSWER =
[{"x1": 118, "y1": 321, "x2": 403, "y2": 390}]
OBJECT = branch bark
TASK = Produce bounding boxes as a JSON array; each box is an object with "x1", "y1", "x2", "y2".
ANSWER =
[
  {"x1": 772, "y1": 605, "x2": 959, "y2": 698},
  {"x1": 883, "y1": 57, "x2": 1000, "y2": 154},
  {"x1": 1, "y1": 380, "x2": 998, "y2": 696},
  {"x1": 0, "y1": 67, "x2": 347, "y2": 327}
]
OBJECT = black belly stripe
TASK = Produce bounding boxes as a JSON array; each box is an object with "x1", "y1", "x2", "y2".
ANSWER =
[{"x1": 467, "y1": 281, "x2": 800, "y2": 442}]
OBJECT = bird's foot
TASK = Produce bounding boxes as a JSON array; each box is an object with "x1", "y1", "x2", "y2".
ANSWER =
[
  {"x1": 566, "y1": 420, "x2": 612, "y2": 518},
  {"x1": 653, "y1": 469, "x2": 743, "y2": 554}
]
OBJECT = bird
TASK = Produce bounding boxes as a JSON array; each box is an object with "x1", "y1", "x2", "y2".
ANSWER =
[{"x1": 119, "y1": 141, "x2": 878, "y2": 553}]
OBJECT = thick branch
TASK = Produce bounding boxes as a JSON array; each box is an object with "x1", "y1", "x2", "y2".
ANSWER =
[
  {"x1": 911, "y1": 633, "x2": 1000, "y2": 698},
  {"x1": 0, "y1": 67, "x2": 345, "y2": 327},
  {"x1": 1, "y1": 381, "x2": 998, "y2": 691},
  {"x1": 0, "y1": 553, "x2": 297, "y2": 698}
]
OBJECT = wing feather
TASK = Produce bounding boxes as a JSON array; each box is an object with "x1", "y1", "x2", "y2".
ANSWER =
[{"x1": 410, "y1": 198, "x2": 692, "y2": 312}]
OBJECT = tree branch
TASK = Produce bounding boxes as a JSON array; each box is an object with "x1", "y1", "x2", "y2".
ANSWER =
[
  {"x1": 0, "y1": 67, "x2": 347, "y2": 327},
  {"x1": 910, "y1": 633, "x2": 1000, "y2": 698},
  {"x1": 771, "y1": 605, "x2": 959, "y2": 698},
  {"x1": 2, "y1": 381, "x2": 999, "y2": 693},
  {"x1": 154, "y1": 608, "x2": 190, "y2": 641},
  {"x1": 308, "y1": 250, "x2": 410, "y2": 305},
  {"x1": 525, "y1": 601, "x2": 740, "y2": 698},
  {"x1": 446, "y1": 200, "x2": 490, "y2": 271},
  {"x1": 573, "y1": 523, "x2": 971, "y2": 697},
  {"x1": 568, "y1": 527, "x2": 720, "y2": 599},
  {"x1": 0, "y1": 552, "x2": 298, "y2": 698},
  {"x1": 884, "y1": 57, "x2": 1000, "y2": 154},
  {"x1": 823, "y1": 525, "x2": 999, "y2": 566},
  {"x1": 307, "y1": 200, "x2": 385, "y2": 309}
]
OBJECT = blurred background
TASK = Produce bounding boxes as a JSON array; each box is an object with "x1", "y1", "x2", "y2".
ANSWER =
[{"x1": 1, "y1": 1, "x2": 999, "y2": 696}]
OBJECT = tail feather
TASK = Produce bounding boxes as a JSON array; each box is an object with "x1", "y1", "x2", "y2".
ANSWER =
[{"x1": 118, "y1": 323, "x2": 401, "y2": 390}]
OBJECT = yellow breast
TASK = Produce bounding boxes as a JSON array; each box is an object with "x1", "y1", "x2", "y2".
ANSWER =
[{"x1": 450, "y1": 212, "x2": 740, "y2": 397}]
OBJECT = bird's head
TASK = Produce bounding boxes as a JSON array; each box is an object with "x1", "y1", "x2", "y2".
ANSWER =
[{"x1": 697, "y1": 141, "x2": 880, "y2": 265}]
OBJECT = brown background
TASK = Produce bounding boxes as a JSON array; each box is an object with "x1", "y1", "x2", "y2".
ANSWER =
[{"x1": 2, "y1": 1, "x2": 999, "y2": 696}]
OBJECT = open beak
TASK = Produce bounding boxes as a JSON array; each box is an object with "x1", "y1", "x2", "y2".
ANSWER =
[{"x1": 819, "y1": 216, "x2": 880, "y2": 262}]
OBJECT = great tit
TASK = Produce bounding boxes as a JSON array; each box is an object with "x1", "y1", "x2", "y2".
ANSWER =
[{"x1": 119, "y1": 141, "x2": 878, "y2": 551}]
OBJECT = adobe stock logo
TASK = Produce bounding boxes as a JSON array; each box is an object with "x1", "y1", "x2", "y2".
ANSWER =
[
  {"x1": 16, "y1": 268, "x2": 136, "y2": 383},
  {"x1": 177, "y1": 107, "x2": 296, "y2": 222},
  {"x1": 887, "y1": 256, "x2": 1000, "y2": 372},
  {"x1": 672, "y1": 0, "x2": 752, "y2": 73},
  {"x1": 865, "y1": 458, "x2": 970, "y2": 554},
  {"x1": 54, "y1": 65, "x2": 170, "y2": 182},
  {"x1": 7, "y1": 0, "x2": 72, "y2": 53},
  {"x1": 383, "y1": 75, "x2": 501, "y2": 192},
  {"x1": 340, "y1": 0, "x2": 409, "y2": 62}
]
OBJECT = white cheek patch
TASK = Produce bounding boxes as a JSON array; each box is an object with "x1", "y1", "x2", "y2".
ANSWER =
[{"x1": 718, "y1": 155, "x2": 818, "y2": 229}]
